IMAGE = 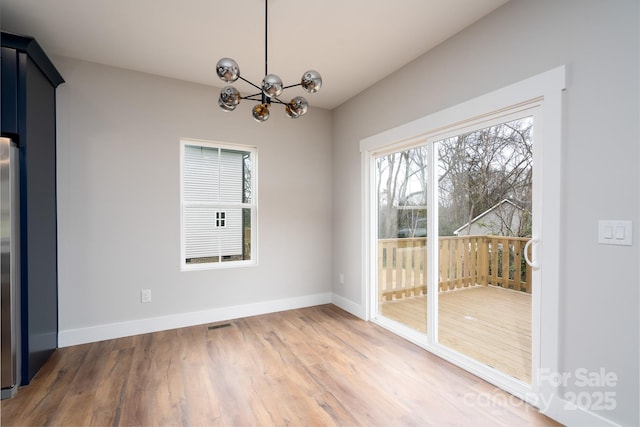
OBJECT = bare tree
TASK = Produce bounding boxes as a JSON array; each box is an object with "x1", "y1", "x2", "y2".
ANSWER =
[
  {"x1": 437, "y1": 117, "x2": 533, "y2": 236},
  {"x1": 376, "y1": 117, "x2": 533, "y2": 239},
  {"x1": 377, "y1": 147, "x2": 428, "y2": 238}
]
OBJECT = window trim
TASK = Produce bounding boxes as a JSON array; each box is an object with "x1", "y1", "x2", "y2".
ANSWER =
[{"x1": 180, "y1": 138, "x2": 258, "y2": 271}]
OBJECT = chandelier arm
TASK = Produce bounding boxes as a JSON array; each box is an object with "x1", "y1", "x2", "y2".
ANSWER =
[
  {"x1": 242, "y1": 93, "x2": 263, "y2": 101},
  {"x1": 238, "y1": 76, "x2": 262, "y2": 92},
  {"x1": 270, "y1": 97, "x2": 288, "y2": 106},
  {"x1": 282, "y1": 83, "x2": 302, "y2": 90},
  {"x1": 241, "y1": 94, "x2": 287, "y2": 106}
]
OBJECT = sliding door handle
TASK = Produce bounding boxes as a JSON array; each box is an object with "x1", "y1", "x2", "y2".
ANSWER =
[{"x1": 524, "y1": 238, "x2": 540, "y2": 269}]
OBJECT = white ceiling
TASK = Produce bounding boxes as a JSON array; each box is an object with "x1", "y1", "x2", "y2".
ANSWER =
[{"x1": 1, "y1": 0, "x2": 509, "y2": 110}]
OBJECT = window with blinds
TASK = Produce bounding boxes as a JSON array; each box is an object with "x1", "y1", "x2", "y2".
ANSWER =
[{"x1": 181, "y1": 140, "x2": 256, "y2": 269}]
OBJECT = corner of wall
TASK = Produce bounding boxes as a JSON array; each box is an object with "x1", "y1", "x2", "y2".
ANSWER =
[{"x1": 331, "y1": 293, "x2": 366, "y2": 320}]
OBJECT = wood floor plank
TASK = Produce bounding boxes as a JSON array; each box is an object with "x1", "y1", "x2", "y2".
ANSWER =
[
  {"x1": 90, "y1": 347, "x2": 135, "y2": 426},
  {"x1": 1, "y1": 304, "x2": 560, "y2": 426},
  {"x1": 9, "y1": 345, "x2": 90, "y2": 426}
]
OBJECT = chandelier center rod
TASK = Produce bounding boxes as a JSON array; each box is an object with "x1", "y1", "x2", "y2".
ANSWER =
[{"x1": 264, "y1": 0, "x2": 268, "y2": 77}]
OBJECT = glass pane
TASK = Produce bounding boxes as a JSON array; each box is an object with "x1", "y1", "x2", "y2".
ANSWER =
[
  {"x1": 183, "y1": 145, "x2": 220, "y2": 203},
  {"x1": 218, "y1": 207, "x2": 251, "y2": 263},
  {"x1": 184, "y1": 205, "x2": 220, "y2": 264},
  {"x1": 243, "y1": 152, "x2": 253, "y2": 204},
  {"x1": 219, "y1": 149, "x2": 246, "y2": 204},
  {"x1": 376, "y1": 145, "x2": 428, "y2": 333},
  {"x1": 218, "y1": 208, "x2": 244, "y2": 262},
  {"x1": 436, "y1": 117, "x2": 533, "y2": 383}
]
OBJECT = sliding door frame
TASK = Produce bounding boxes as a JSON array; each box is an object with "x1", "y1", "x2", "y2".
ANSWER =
[{"x1": 360, "y1": 66, "x2": 565, "y2": 412}]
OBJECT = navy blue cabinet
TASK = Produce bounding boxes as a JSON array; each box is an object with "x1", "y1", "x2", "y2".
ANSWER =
[{"x1": 1, "y1": 32, "x2": 64, "y2": 385}]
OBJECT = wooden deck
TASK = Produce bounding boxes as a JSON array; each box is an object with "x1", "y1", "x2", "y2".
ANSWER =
[{"x1": 380, "y1": 285, "x2": 531, "y2": 383}]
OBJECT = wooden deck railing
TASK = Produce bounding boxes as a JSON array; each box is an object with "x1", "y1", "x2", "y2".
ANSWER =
[{"x1": 378, "y1": 235, "x2": 532, "y2": 301}]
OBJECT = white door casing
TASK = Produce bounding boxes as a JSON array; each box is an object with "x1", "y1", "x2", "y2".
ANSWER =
[{"x1": 360, "y1": 66, "x2": 565, "y2": 411}]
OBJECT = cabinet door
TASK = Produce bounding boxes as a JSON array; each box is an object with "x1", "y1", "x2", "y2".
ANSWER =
[
  {"x1": 1, "y1": 47, "x2": 19, "y2": 136},
  {"x1": 20, "y1": 54, "x2": 59, "y2": 384}
]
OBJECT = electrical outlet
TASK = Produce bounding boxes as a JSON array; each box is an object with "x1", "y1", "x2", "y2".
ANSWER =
[{"x1": 140, "y1": 289, "x2": 152, "y2": 303}]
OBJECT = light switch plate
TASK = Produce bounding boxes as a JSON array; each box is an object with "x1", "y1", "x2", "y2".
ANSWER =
[{"x1": 598, "y1": 220, "x2": 632, "y2": 246}]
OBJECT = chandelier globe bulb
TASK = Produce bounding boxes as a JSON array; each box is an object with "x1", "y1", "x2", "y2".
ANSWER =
[
  {"x1": 218, "y1": 86, "x2": 241, "y2": 112},
  {"x1": 301, "y1": 70, "x2": 322, "y2": 93},
  {"x1": 262, "y1": 74, "x2": 283, "y2": 97},
  {"x1": 216, "y1": 58, "x2": 240, "y2": 83},
  {"x1": 285, "y1": 96, "x2": 309, "y2": 119},
  {"x1": 252, "y1": 103, "x2": 270, "y2": 122}
]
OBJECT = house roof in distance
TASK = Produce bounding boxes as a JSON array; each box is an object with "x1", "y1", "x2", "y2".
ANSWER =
[{"x1": 453, "y1": 199, "x2": 527, "y2": 235}]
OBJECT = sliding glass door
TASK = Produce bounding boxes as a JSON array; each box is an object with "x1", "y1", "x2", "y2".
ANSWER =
[
  {"x1": 435, "y1": 117, "x2": 534, "y2": 383},
  {"x1": 373, "y1": 115, "x2": 535, "y2": 385}
]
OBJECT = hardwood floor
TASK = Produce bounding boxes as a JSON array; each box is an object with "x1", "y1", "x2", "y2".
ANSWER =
[
  {"x1": 1, "y1": 304, "x2": 560, "y2": 426},
  {"x1": 380, "y1": 286, "x2": 532, "y2": 382}
]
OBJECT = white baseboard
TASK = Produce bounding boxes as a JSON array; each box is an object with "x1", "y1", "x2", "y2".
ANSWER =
[
  {"x1": 542, "y1": 394, "x2": 622, "y2": 427},
  {"x1": 331, "y1": 293, "x2": 365, "y2": 319},
  {"x1": 58, "y1": 292, "x2": 624, "y2": 427},
  {"x1": 58, "y1": 292, "x2": 332, "y2": 347}
]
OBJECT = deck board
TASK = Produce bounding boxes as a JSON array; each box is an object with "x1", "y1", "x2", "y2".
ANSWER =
[{"x1": 380, "y1": 285, "x2": 531, "y2": 383}]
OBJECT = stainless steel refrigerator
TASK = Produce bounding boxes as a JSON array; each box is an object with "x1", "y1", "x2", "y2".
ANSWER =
[{"x1": 1, "y1": 136, "x2": 20, "y2": 399}]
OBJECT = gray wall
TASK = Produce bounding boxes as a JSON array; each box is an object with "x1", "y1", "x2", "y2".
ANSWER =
[
  {"x1": 331, "y1": 0, "x2": 639, "y2": 425},
  {"x1": 55, "y1": 57, "x2": 333, "y2": 332},
  {"x1": 50, "y1": 0, "x2": 639, "y2": 424}
]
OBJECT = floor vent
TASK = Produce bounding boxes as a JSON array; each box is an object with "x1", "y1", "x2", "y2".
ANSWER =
[{"x1": 208, "y1": 323, "x2": 232, "y2": 330}]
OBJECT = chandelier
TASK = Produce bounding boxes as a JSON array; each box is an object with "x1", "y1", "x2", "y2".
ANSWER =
[{"x1": 215, "y1": 0, "x2": 322, "y2": 122}]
